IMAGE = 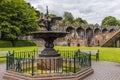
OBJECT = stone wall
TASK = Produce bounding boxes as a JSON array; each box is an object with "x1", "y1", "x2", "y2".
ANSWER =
[
  {"x1": 18, "y1": 25, "x2": 120, "y2": 47},
  {"x1": 54, "y1": 25, "x2": 120, "y2": 47}
]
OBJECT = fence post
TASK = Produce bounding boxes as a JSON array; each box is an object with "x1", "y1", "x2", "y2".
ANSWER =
[
  {"x1": 31, "y1": 56, "x2": 34, "y2": 76},
  {"x1": 6, "y1": 53, "x2": 9, "y2": 70},
  {"x1": 12, "y1": 52, "x2": 14, "y2": 69},
  {"x1": 96, "y1": 50, "x2": 99, "y2": 61},
  {"x1": 34, "y1": 49, "x2": 36, "y2": 57},
  {"x1": 74, "y1": 55, "x2": 76, "y2": 73},
  {"x1": 88, "y1": 52, "x2": 91, "y2": 67},
  {"x1": 78, "y1": 49, "x2": 80, "y2": 54},
  {"x1": 28, "y1": 54, "x2": 30, "y2": 74},
  {"x1": 13, "y1": 51, "x2": 15, "y2": 63},
  {"x1": 65, "y1": 53, "x2": 67, "y2": 73}
]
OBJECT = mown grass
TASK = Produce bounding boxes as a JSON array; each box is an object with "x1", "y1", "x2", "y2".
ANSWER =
[
  {"x1": 0, "y1": 46, "x2": 39, "y2": 62},
  {"x1": 1, "y1": 46, "x2": 120, "y2": 63},
  {"x1": 0, "y1": 46, "x2": 39, "y2": 52},
  {"x1": 55, "y1": 46, "x2": 120, "y2": 63}
]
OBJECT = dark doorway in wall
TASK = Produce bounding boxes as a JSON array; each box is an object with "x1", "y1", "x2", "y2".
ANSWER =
[
  {"x1": 86, "y1": 28, "x2": 93, "y2": 46},
  {"x1": 94, "y1": 28, "x2": 101, "y2": 35},
  {"x1": 76, "y1": 27, "x2": 85, "y2": 39},
  {"x1": 68, "y1": 42, "x2": 71, "y2": 46},
  {"x1": 77, "y1": 43, "x2": 80, "y2": 46},
  {"x1": 66, "y1": 26, "x2": 74, "y2": 33}
]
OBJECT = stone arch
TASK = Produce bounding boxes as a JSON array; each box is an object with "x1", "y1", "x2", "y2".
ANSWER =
[
  {"x1": 76, "y1": 27, "x2": 85, "y2": 39},
  {"x1": 102, "y1": 28, "x2": 108, "y2": 41},
  {"x1": 86, "y1": 27, "x2": 93, "y2": 39},
  {"x1": 94, "y1": 28, "x2": 101, "y2": 34},
  {"x1": 93, "y1": 28, "x2": 101, "y2": 46},
  {"x1": 109, "y1": 28, "x2": 115, "y2": 32},
  {"x1": 102, "y1": 28, "x2": 108, "y2": 33},
  {"x1": 66, "y1": 26, "x2": 74, "y2": 33},
  {"x1": 86, "y1": 27, "x2": 93, "y2": 46}
]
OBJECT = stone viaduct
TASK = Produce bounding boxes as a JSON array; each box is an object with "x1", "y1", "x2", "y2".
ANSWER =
[
  {"x1": 18, "y1": 25, "x2": 120, "y2": 47},
  {"x1": 55, "y1": 25, "x2": 120, "y2": 47}
]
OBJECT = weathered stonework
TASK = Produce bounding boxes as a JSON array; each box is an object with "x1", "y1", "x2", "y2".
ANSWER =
[
  {"x1": 20, "y1": 25, "x2": 120, "y2": 47},
  {"x1": 53, "y1": 25, "x2": 120, "y2": 47},
  {"x1": 3, "y1": 67, "x2": 94, "y2": 80},
  {"x1": 37, "y1": 57, "x2": 62, "y2": 72}
]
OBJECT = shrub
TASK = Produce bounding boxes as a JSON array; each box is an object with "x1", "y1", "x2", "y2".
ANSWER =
[
  {"x1": 0, "y1": 40, "x2": 36, "y2": 47},
  {"x1": 0, "y1": 40, "x2": 13, "y2": 48},
  {"x1": 14, "y1": 40, "x2": 36, "y2": 47}
]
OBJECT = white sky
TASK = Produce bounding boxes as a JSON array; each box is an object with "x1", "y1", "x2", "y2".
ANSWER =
[{"x1": 25, "y1": 0, "x2": 120, "y2": 24}]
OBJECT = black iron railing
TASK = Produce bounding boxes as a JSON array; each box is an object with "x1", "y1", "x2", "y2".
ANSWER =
[
  {"x1": 57, "y1": 49, "x2": 91, "y2": 73},
  {"x1": 6, "y1": 51, "x2": 36, "y2": 75},
  {"x1": 6, "y1": 49, "x2": 91, "y2": 76}
]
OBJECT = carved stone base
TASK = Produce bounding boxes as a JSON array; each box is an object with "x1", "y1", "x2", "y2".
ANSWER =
[
  {"x1": 3, "y1": 67, "x2": 94, "y2": 80},
  {"x1": 37, "y1": 57, "x2": 62, "y2": 73}
]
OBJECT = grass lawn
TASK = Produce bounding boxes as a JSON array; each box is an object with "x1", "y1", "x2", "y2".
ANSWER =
[
  {"x1": 0, "y1": 46, "x2": 39, "y2": 62},
  {"x1": 0, "y1": 46, "x2": 39, "y2": 52},
  {"x1": 1, "y1": 46, "x2": 120, "y2": 63},
  {"x1": 55, "y1": 46, "x2": 120, "y2": 63}
]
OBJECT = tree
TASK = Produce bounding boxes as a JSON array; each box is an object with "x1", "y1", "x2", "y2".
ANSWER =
[
  {"x1": 116, "y1": 20, "x2": 120, "y2": 26},
  {"x1": 63, "y1": 12, "x2": 74, "y2": 24},
  {"x1": 35, "y1": 10, "x2": 41, "y2": 18},
  {"x1": 73, "y1": 17, "x2": 88, "y2": 25},
  {"x1": 0, "y1": 0, "x2": 39, "y2": 40},
  {"x1": 83, "y1": 20, "x2": 88, "y2": 24},
  {"x1": 101, "y1": 16, "x2": 118, "y2": 26}
]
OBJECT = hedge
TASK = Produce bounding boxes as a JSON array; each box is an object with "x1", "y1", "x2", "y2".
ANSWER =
[
  {"x1": 0, "y1": 40, "x2": 36, "y2": 48},
  {"x1": 0, "y1": 40, "x2": 13, "y2": 48},
  {"x1": 14, "y1": 40, "x2": 36, "y2": 47}
]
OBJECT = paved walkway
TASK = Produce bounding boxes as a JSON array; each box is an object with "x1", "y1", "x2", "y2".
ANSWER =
[
  {"x1": 0, "y1": 61, "x2": 120, "y2": 80},
  {"x1": 0, "y1": 63, "x2": 6, "y2": 80},
  {"x1": 84, "y1": 61, "x2": 120, "y2": 80}
]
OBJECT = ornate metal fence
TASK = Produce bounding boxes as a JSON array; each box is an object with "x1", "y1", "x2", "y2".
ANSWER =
[
  {"x1": 6, "y1": 49, "x2": 91, "y2": 76},
  {"x1": 6, "y1": 51, "x2": 36, "y2": 75},
  {"x1": 57, "y1": 49, "x2": 91, "y2": 73}
]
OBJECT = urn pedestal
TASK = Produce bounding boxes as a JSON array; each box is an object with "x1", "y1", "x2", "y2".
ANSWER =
[{"x1": 37, "y1": 56, "x2": 62, "y2": 73}]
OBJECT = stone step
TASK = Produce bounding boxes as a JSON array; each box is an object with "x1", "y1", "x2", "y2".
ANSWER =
[
  {"x1": 3, "y1": 67, "x2": 93, "y2": 80},
  {"x1": 101, "y1": 29, "x2": 120, "y2": 47}
]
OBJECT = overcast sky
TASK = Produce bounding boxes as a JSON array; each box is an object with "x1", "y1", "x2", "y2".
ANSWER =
[{"x1": 25, "y1": 0, "x2": 120, "y2": 24}]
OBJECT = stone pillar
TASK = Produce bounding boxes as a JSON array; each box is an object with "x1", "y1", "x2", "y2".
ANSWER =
[{"x1": 85, "y1": 29, "x2": 86, "y2": 39}]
